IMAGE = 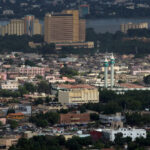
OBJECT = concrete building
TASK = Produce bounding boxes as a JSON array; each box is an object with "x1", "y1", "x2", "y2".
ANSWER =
[
  {"x1": 99, "y1": 113, "x2": 125, "y2": 124},
  {"x1": 55, "y1": 41, "x2": 94, "y2": 50},
  {"x1": 33, "y1": 19, "x2": 42, "y2": 35},
  {"x1": 6, "y1": 112, "x2": 24, "y2": 120},
  {"x1": 44, "y1": 10, "x2": 86, "y2": 43},
  {"x1": 60, "y1": 113, "x2": 90, "y2": 124},
  {"x1": 1, "y1": 19, "x2": 24, "y2": 36},
  {"x1": 19, "y1": 66, "x2": 45, "y2": 76},
  {"x1": 0, "y1": 136, "x2": 19, "y2": 150},
  {"x1": 103, "y1": 128, "x2": 147, "y2": 141},
  {"x1": 79, "y1": 4, "x2": 90, "y2": 17},
  {"x1": 0, "y1": 16, "x2": 42, "y2": 36},
  {"x1": 24, "y1": 15, "x2": 42, "y2": 36},
  {"x1": 0, "y1": 80, "x2": 19, "y2": 90},
  {"x1": 120, "y1": 22, "x2": 148, "y2": 33},
  {"x1": 58, "y1": 84, "x2": 99, "y2": 104},
  {"x1": 15, "y1": 104, "x2": 32, "y2": 116}
]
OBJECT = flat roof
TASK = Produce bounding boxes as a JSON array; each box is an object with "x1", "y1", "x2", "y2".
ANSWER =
[
  {"x1": 58, "y1": 84, "x2": 95, "y2": 89},
  {"x1": 119, "y1": 83, "x2": 145, "y2": 88}
]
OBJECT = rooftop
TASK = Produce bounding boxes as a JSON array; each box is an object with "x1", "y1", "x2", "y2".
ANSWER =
[
  {"x1": 118, "y1": 83, "x2": 145, "y2": 88},
  {"x1": 58, "y1": 84, "x2": 95, "y2": 89}
]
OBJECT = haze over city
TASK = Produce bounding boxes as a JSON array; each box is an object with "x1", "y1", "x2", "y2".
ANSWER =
[{"x1": 1, "y1": 0, "x2": 150, "y2": 150}]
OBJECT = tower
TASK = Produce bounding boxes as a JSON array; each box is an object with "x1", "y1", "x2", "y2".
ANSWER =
[
  {"x1": 44, "y1": 10, "x2": 86, "y2": 43},
  {"x1": 104, "y1": 57, "x2": 109, "y2": 88},
  {"x1": 110, "y1": 54, "x2": 115, "y2": 88},
  {"x1": 24, "y1": 15, "x2": 35, "y2": 36}
]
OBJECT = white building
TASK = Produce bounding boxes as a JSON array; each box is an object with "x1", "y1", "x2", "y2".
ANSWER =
[
  {"x1": 99, "y1": 113, "x2": 125, "y2": 124},
  {"x1": 103, "y1": 128, "x2": 146, "y2": 141},
  {"x1": 0, "y1": 80, "x2": 19, "y2": 90}
]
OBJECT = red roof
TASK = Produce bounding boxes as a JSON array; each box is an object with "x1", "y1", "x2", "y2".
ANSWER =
[
  {"x1": 58, "y1": 84, "x2": 95, "y2": 89},
  {"x1": 119, "y1": 83, "x2": 145, "y2": 88},
  {"x1": 8, "y1": 112, "x2": 24, "y2": 116},
  {"x1": 80, "y1": 4, "x2": 89, "y2": 7}
]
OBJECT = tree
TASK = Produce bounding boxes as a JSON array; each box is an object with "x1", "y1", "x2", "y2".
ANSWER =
[
  {"x1": 144, "y1": 75, "x2": 150, "y2": 84},
  {"x1": 29, "y1": 112, "x2": 60, "y2": 127},
  {"x1": 90, "y1": 113, "x2": 99, "y2": 121},
  {"x1": 115, "y1": 133, "x2": 124, "y2": 145},
  {"x1": 23, "y1": 82, "x2": 36, "y2": 93},
  {"x1": 0, "y1": 121, "x2": 3, "y2": 127},
  {"x1": 100, "y1": 89, "x2": 118, "y2": 103},
  {"x1": 66, "y1": 138, "x2": 81, "y2": 150},
  {"x1": 25, "y1": 60, "x2": 36, "y2": 66},
  {"x1": 37, "y1": 81, "x2": 51, "y2": 94},
  {"x1": 34, "y1": 98, "x2": 43, "y2": 105},
  {"x1": 79, "y1": 105, "x2": 86, "y2": 113},
  {"x1": 45, "y1": 96, "x2": 52, "y2": 103},
  {"x1": 103, "y1": 101, "x2": 122, "y2": 114},
  {"x1": 60, "y1": 67, "x2": 78, "y2": 77},
  {"x1": 7, "y1": 108, "x2": 15, "y2": 115},
  {"x1": 8, "y1": 120, "x2": 18, "y2": 129}
]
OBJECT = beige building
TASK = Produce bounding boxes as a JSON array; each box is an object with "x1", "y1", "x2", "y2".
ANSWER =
[
  {"x1": 120, "y1": 22, "x2": 148, "y2": 33},
  {"x1": 0, "y1": 16, "x2": 42, "y2": 36},
  {"x1": 58, "y1": 84, "x2": 99, "y2": 104},
  {"x1": 44, "y1": 10, "x2": 86, "y2": 43},
  {"x1": 0, "y1": 136, "x2": 19, "y2": 150},
  {"x1": 33, "y1": 19, "x2": 42, "y2": 35},
  {"x1": 1, "y1": 19, "x2": 24, "y2": 36}
]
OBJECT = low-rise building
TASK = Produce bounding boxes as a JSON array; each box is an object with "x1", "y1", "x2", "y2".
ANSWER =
[
  {"x1": 0, "y1": 136, "x2": 19, "y2": 150},
  {"x1": 120, "y1": 22, "x2": 148, "y2": 33},
  {"x1": 103, "y1": 128, "x2": 146, "y2": 141},
  {"x1": 60, "y1": 112, "x2": 90, "y2": 124},
  {"x1": 19, "y1": 66, "x2": 45, "y2": 76},
  {"x1": 7, "y1": 112, "x2": 24, "y2": 120},
  {"x1": 99, "y1": 113, "x2": 125, "y2": 124},
  {"x1": 0, "y1": 80, "x2": 19, "y2": 90}
]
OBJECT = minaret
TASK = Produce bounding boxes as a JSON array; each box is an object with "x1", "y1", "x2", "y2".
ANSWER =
[
  {"x1": 110, "y1": 53, "x2": 115, "y2": 88},
  {"x1": 104, "y1": 57, "x2": 109, "y2": 88}
]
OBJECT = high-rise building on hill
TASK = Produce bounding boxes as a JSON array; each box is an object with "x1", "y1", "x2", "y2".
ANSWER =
[{"x1": 44, "y1": 10, "x2": 86, "y2": 43}]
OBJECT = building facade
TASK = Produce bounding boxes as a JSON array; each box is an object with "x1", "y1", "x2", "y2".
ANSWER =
[
  {"x1": 58, "y1": 84, "x2": 99, "y2": 104},
  {"x1": 60, "y1": 113, "x2": 90, "y2": 124},
  {"x1": 44, "y1": 10, "x2": 86, "y2": 43},
  {"x1": 1, "y1": 19, "x2": 24, "y2": 36},
  {"x1": 99, "y1": 113, "x2": 125, "y2": 124},
  {"x1": 120, "y1": 22, "x2": 148, "y2": 33},
  {"x1": 103, "y1": 128, "x2": 146, "y2": 141},
  {"x1": 19, "y1": 66, "x2": 45, "y2": 76},
  {"x1": 0, "y1": 80, "x2": 19, "y2": 90},
  {"x1": 24, "y1": 15, "x2": 42, "y2": 36},
  {"x1": 0, "y1": 15, "x2": 42, "y2": 36}
]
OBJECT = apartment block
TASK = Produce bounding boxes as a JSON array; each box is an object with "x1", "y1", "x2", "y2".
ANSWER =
[{"x1": 0, "y1": 15, "x2": 42, "y2": 36}]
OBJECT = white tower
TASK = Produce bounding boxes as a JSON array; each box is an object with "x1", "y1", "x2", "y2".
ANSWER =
[
  {"x1": 104, "y1": 57, "x2": 109, "y2": 88},
  {"x1": 110, "y1": 54, "x2": 115, "y2": 88}
]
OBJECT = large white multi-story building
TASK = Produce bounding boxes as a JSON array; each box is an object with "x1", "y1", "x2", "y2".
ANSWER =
[
  {"x1": 103, "y1": 128, "x2": 146, "y2": 141},
  {"x1": 58, "y1": 84, "x2": 99, "y2": 104}
]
